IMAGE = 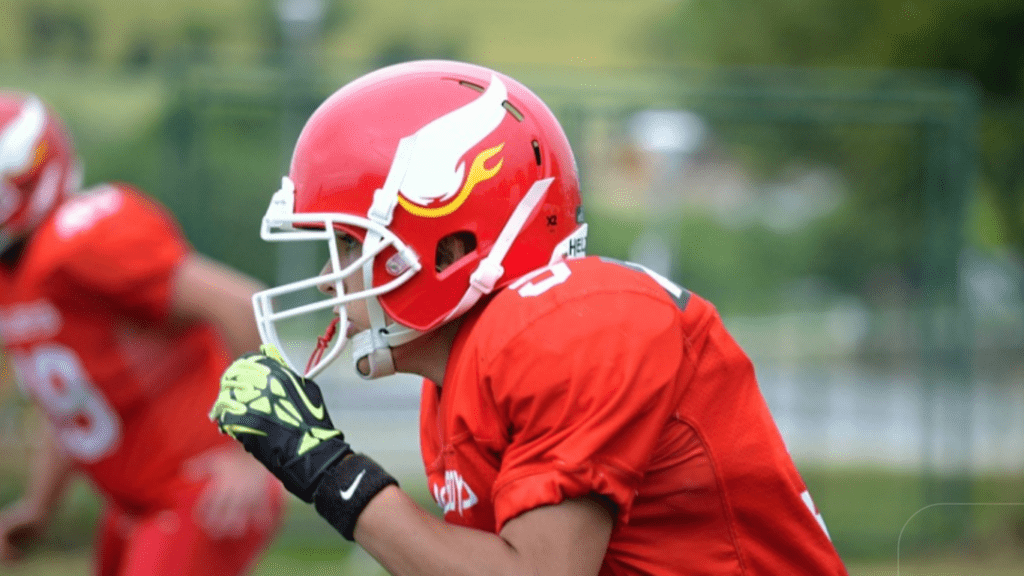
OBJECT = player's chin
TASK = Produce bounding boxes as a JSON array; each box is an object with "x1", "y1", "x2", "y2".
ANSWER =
[{"x1": 345, "y1": 323, "x2": 365, "y2": 339}]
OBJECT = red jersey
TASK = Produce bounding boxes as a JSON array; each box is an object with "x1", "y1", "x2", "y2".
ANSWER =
[
  {"x1": 420, "y1": 256, "x2": 848, "y2": 575},
  {"x1": 0, "y1": 184, "x2": 234, "y2": 512}
]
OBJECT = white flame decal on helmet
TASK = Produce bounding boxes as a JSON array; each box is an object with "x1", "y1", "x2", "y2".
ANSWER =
[
  {"x1": 0, "y1": 97, "x2": 45, "y2": 178},
  {"x1": 397, "y1": 75, "x2": 508, "y2": 207}
]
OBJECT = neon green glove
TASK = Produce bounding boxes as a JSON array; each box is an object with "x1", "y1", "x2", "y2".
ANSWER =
[{"x1": 210, "y1": 344, "x2": 352, "y2": 502}]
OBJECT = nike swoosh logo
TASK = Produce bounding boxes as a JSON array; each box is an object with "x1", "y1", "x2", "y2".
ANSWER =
[
  {"x1": 340, "y1": 469, "x2": 366, "y2": 500},
  {"x1": 290, "y1": 377, "x2": 325, "y2": 420}
]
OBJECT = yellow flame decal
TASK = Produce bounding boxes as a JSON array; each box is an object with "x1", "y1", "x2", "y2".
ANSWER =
[
  {"x1": 398, "y1": 143, "x2": 504, "y2": 218},
  {"x1": 27, "y1": 141, "x2": 47, "y2": 174}
]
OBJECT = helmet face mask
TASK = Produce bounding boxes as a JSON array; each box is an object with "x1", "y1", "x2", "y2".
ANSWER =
[
  {"x1": 0, "y1": 93, "x2": 80, "y2": 253},
  {"x1": 254, "y1": 60, "x2": 588, "y2": 379},
  {"x1": 253, "y1": 177, "x2": 422, "y2": 379}
]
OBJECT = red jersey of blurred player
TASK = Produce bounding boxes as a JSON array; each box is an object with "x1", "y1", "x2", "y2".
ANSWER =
[
  {"x1": 0, "y1": 93, "x2": 283, "y2": 575},
  {"x1": 421, "y1": 256, "x2": 848, "y2": 575}
]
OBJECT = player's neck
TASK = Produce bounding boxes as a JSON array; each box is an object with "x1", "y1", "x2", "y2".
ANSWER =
[{"x1": 392, "y1": 318, "x2": 463, "y2": 387}]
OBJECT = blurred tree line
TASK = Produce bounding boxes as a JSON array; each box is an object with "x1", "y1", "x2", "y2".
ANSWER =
[
  {"x1": 652, "y1": 0, "x2": 1024, "y2": 264},
  {"x1": 1, "y1": 0, "x2": 469, "y2": 287},
  {"x1": 2, "y1": 0, "x2": 1020, "y2": 317}
]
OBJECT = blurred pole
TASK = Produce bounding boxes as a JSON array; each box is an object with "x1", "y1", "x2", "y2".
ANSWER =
[
  {"x1": 275, "y1": 0, "x2": 325, "y2": 304},
  {"x1": 627, "y1": 109, "x2": 706, "y2": 280},
  {"x1": 919, "y1": 83, "x2": 977, "y2": 551}
]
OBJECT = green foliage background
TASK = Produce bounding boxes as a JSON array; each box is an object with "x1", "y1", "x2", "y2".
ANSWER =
[
  {"x1": 653, "y1": 0, "x2": 1024, "y2": 257},
  {"x1": 2, "y1": 0, "x2": 1023, "y2": 572},
  {"x1": 2, "y1": 0, "x2": 1016, "y2": 313}
]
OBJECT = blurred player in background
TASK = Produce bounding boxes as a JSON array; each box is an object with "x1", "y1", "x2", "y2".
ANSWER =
[
  {"x1": 0, "y1": 92, "x2": 285, "y2": 575},
  {"x1": 210, "y1": 60, "x2": 849, "y2": 575}
]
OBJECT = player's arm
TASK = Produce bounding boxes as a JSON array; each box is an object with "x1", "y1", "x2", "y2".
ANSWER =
[
  {"x1": 168, "y1": 252, "x2": 284, "y2": 536},
  {"x1": 356, "y1": 487, "x2": 612, "y2": 576},
  {"x1": 169, "y1": 252, "x2": 266, "y2": 356},
  {"x1": 209, "y1": 346, "x2": 614, "y2": 576},
  {"x1": 0, "y1": 418, "x2": 75, "y2": 562}
]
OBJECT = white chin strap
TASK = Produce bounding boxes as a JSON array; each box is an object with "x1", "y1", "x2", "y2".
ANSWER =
[
  {"x1": 349, "y1": 323, "x2": 422, "y2": 379},
  {"x1": 350, "y1": 329, "x2": 393, "y2": 379}
]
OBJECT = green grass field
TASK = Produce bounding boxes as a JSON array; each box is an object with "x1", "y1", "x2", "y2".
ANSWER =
[
  {"x1": 5, "y1": 531, "x2": 1024, "y2": 576},
  {"x1": 4, "y1": 465, "x2": 1023, "y2": 575},
  {"x1": 6, "y1": 549, "x2": 1023, "y2": 576}
]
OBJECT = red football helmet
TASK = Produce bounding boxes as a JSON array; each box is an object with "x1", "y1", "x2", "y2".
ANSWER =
[
  {"x1": 0, "y1": 92, "x2": 81, "y2": 253},
  {"x1": 253, "y1": 60, "x2": 588, "y2": 378}
]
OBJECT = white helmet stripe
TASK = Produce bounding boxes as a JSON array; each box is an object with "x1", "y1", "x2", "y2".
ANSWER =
[
  {"x1": 27, "y1": 162, "x2": 61, "y2": 226},
  {"x1": 0, "y1": 97, "x2": 45, "y2": 177},
  {"x1": 368, "y1": 74, "x2": 508, "y2": 226},
  {"x1": 399, "y1": 74, "x2": 507, "y2": 205}
]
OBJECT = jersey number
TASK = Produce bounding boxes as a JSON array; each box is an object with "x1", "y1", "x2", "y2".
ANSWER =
[
  {"x1": 12, "y1": 344, "x2": 121, "y2": 462},
  {"x1": 511, "y1": 262, "x2": 572, "y2": 297},
  {"x1": 801, "y1": 490, "x2": 832, "y2": 541},
  {"x1": 512, "y1": 259, "x2": 689, "y2": 308}
]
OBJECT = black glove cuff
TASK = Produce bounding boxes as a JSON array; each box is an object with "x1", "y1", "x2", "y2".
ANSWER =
[{"x1": 313, "y1": 453, "x2": 398, "y2": 541}]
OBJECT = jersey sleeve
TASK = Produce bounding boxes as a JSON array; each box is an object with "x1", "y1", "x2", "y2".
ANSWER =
[
  {"x1": 46, "y1": 185, "x2": 191, "y2": 324},
  {"x1": 486, "y1": 290, "x2": 687, "y2": 531}
]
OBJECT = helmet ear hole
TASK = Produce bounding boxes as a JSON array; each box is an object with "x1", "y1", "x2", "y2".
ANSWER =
[{"x1": 435, "y1": 231, "x2": 477, "y2": 272}]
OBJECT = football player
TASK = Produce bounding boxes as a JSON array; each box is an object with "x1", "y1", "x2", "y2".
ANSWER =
[
  {"x1": 0, "y1": 92, "x2": 285, "y2": 575},
  {"x1": 210, "y1": 60, "x2": 850, "y2": 575}
]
